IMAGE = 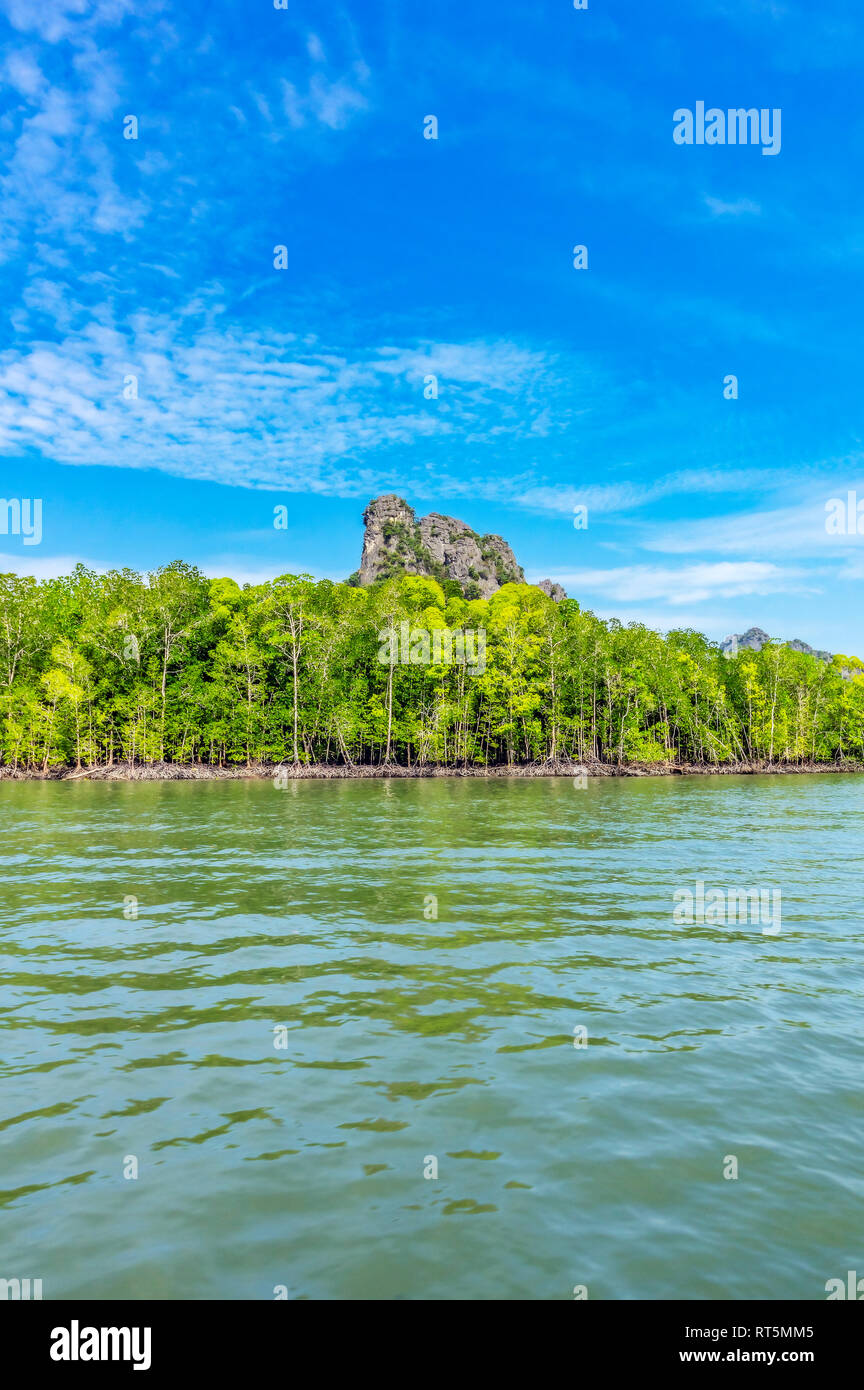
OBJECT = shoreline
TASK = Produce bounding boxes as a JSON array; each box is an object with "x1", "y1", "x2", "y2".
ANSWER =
[{"x1": 2, "y1": 759, "x2": 863, "y2": 782}]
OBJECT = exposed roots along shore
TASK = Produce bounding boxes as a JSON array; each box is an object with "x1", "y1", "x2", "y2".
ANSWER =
[{"x1": 2, "y1": 759, "x2": 863, "y2": 782}]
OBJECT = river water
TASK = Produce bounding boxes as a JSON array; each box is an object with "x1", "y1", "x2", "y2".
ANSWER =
[{"x1": 1, "y1": 774, "x2": 862, "y2": 1300}]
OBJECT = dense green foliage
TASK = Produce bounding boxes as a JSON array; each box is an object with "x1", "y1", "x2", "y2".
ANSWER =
[{"x1": 1, "y1": 563, "x2": 862, "y2": 770}]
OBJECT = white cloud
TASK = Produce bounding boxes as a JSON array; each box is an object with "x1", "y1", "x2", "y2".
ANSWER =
[
  {"x1": 517, "y1": 468, "x2": 787, "y2": 519},
  {"x1": 0, "y1": 31, "x2": 143, "y2": 266},
  {"x1": 1, "y1": 0, "x2": 138, "y2": 44},
  {"x1": 0, "y1": 295, "x2": 565, "y2": 495},
  {"x1": 643, "y1": 492, "x2": 864, "y2": 556},
  {"x1": 307, "y1": 72, "x2": 368, "y2": 129},
  {"x1": 279, "y1": 68, "x2": 370, "y2": 130},
  {"x1": 4, "y1": 49, "x2": 45, "y2": 96},
  {"x1": 704, "y1": 194, "x2": 762, "y2": 217},
  {"x1": 531, "y1": 561, "x2": 808, "y2": 606}
]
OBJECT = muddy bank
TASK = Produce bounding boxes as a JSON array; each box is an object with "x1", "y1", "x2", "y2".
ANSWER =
[{"x1": 2, "y1": 759, "x2": 863, "y2": 782}]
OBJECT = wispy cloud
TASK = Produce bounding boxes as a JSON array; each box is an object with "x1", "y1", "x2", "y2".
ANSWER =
[
  {"x1": 517, "y1": 469, "x2": 790, "y2": 518},
  {"x1": 0, "y1": 296, "x2": 568, "y2": 493},
  {"x1": 703, "y1": 194, "x2": 762, "y2": 217},
  {"x1": 532, "y1": 561, "x2": 809, "y2": 606},
  {"x1": 642, "y1": 491, "x2": 864, "y2": 557}
]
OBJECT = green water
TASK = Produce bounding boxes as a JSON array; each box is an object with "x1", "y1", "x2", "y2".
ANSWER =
[{"x1": 1, "y1": 775, "x2": 862, "y2": 1300}]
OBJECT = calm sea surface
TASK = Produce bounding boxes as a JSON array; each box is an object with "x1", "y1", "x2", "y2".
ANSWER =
[{"x1": 1, "y1": 775, "x2": 862, "y2": 1300}]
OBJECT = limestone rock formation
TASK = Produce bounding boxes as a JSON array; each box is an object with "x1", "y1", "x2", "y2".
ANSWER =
[
  {"x1": 357, "y1": 494, "x2": 537, "y2": 599},
  {"x1": 720, "y1": 627, "x2": 771, "y2": 655},
  {"x1": 357, "y1": 495, "x2": 422, "y2": 584}
]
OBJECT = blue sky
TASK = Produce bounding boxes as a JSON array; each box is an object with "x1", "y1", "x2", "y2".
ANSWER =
[{"x1": 1, "y1": 0, "x2": 863, "y2": 654}]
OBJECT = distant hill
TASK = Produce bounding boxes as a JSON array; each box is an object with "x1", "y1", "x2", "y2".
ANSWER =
[{"x1": 721, "y1": 627, "x2": 833, "y2": 662}]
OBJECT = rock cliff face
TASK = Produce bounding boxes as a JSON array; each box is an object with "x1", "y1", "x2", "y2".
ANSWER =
[
  {"x1": 721, "y1": 627, "x2": 832, "y2": 662},
  {"x1": 356, "y1": 494, "x2": 564, "y2": 600}
]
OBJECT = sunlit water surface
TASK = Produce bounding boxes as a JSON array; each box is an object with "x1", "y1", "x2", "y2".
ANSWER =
[{"x1": 1, "y1": 775, "x2": 862, "y2": 1300}]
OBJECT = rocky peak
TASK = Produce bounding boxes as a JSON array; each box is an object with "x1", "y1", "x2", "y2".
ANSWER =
[
  {"x1": 537, "y1": 579, "x2": 567, "y2": 603},
  {"x1": 357, "y1": 494, "x2": 533, "y2": 599},
  {"x1": 721, "y1": 627, "x2": 771, "y2": 655},
  {"x1": 358, "y1": 495, "x2": 422, "y2": 583}
]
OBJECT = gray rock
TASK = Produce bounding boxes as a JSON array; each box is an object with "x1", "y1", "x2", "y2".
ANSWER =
[
  {"x1": 722, "y1": 626, "x2": 832, "y2": 663},
  {"x1": 721, "y1": 627, "x2": 771, "y2": 655},
  {"x1": 358, "y1": 494, "x2": 524, "y2": 598},
  {"x1": 358, "y1": 495, "x2": 423, "y2": 584},
  {"x1": 785, "y1": 638, "x2": 833, "y2": 662},
  {"x1": 537, "y1": 579, "x2": 567, "y2": 602}
]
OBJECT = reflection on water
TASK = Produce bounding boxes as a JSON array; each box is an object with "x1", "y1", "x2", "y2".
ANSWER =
[{"x1": 1, "y1": 775, "x2": 862, "y2": 1299}]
